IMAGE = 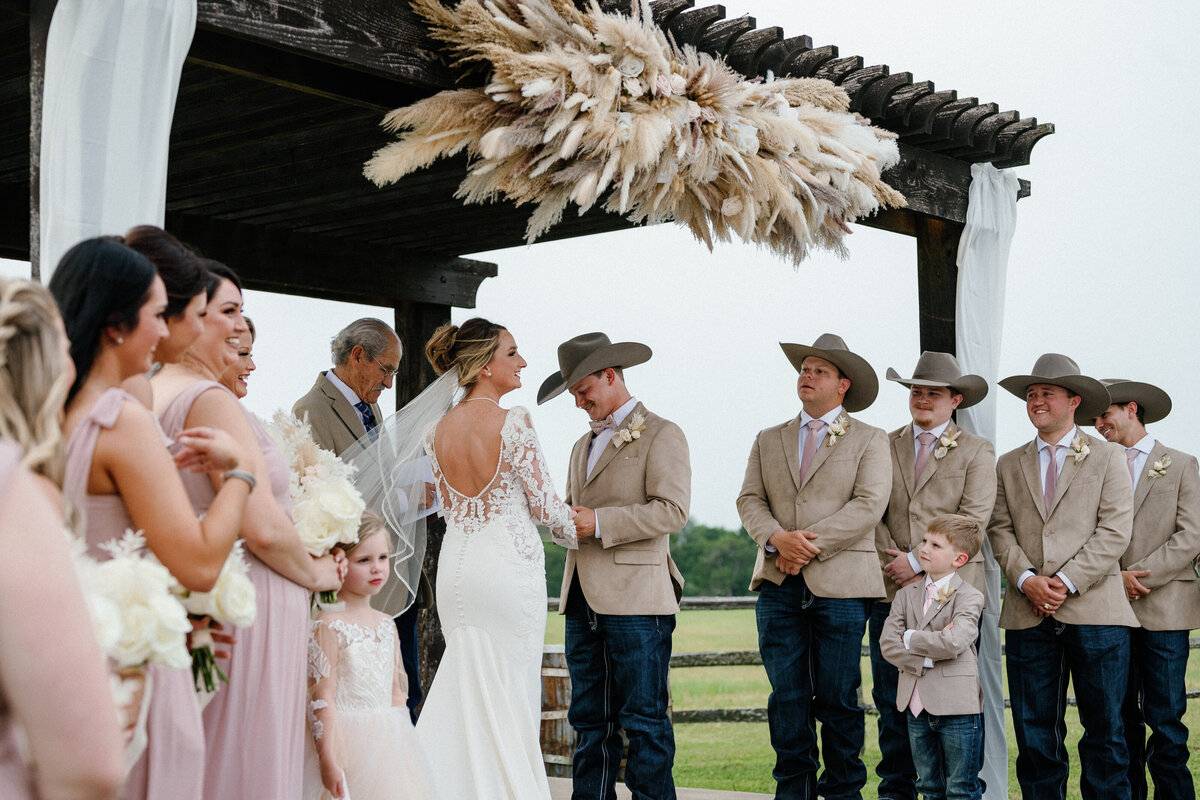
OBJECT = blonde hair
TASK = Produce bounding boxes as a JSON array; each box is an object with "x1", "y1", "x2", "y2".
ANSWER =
[
  {"x1": 0, "y1": 278, "x2": 71, "y2": 486},
  {"x1": 424, "y1": 317, "x2": 505, "y2": 388},
  {"x1": 925, "y1": 514, "x2": 984, "y2": 560},
  {"x1": 341, "y1": 510, "x2": 389, "y2": 557}
]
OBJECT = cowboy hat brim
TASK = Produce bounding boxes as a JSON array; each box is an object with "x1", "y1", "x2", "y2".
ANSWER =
[
  {"x1": 1076, "y1": 380, "x2": 1172, "y2": 426},
  {"x1": 537, "y1": 342, "x2": 652, "y2": 405},
  {"x1": 885, "y1": 367, "x2": 989, "y2": 410},
  {"x1": 999, "y1": 373, "x2": 1110, "y2": 420},
  {"x1": 780, "y1": 342, "x2": 879, "y2": 413}
]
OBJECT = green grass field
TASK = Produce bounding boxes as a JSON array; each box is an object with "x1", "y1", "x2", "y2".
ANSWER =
[{"x1": 545, "y1": 608, "x2": 1200, "y2": 798}]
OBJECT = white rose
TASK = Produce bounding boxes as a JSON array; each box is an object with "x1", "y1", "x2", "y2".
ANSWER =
[
  {"x1": 616, "y1": 53, "x2": 644, "y2": 77},
  {"x1": 686, "y1": 100, "x2": 702, "y2": 121},
  {"x1": 213, "y1": 572, "x2": 257, "y2": 629},
  {"x1": 670, "y1": 73, "x2": 687, "y2": 95},
  {"x1": 616, "y1": 112, "x2": 633, "y2": 143},
  {"x1": 622, "y1": 76, "x2": 644, "y2": 98},
  {"x1": 631, "y1": 430, "x2": 641, "y2": 440},
  {"x1": 721, "y1": 197, "x2": 744, "y2": 217},
  {"x1": 111, "y1": 603, "x2": 156, "y2": 668},
  {"x1": 85, "y1": 593, "x2": 122, "y2": 655},
  {"x1": 726, "y1": 121, "x2": 760, "y2": 154}
]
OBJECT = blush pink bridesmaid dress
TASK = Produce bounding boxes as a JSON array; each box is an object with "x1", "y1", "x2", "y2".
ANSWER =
[{"x1": 0, "y1": 439, "x2": 34, "y2": 800}]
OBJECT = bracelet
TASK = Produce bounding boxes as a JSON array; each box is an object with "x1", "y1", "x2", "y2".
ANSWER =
[{"x1": 222, "y1": 469, "x2": 256, "y2": 492}]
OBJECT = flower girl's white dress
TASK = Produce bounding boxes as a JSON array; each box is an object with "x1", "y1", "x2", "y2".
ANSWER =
[{"x1": 303, "y1": 617, "x2": 436, "y2": 800}]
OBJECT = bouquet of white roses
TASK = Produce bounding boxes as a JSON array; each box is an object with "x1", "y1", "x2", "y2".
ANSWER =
[
  {"x1": 174, "y1": 541, "x2": 257, "y2": 693},
  {"x1": 266, "y1": 410, "x2": 365, "y2": 603}
]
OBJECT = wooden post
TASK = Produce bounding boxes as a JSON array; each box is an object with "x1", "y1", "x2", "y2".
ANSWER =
[
  {"x1": 28, "y1": 0, "x2": 57, "y2": 279},
  {"x1": 914, "y1": 215, "x2": 963, "y2": 355}
]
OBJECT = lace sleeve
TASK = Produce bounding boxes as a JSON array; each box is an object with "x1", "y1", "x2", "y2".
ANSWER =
[
  {"x1": 307, "y1": 618, "x2": 342, "y2": 765},
  {"x1": 506, "y1": 408, "x2": 577, "y2": 549}
]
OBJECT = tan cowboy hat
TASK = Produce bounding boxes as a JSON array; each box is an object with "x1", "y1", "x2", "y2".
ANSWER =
[
  {"x1": 998, "y1": 353, "x2": 1110, "y2": 420},
  {"x1": 1075, "y1": 379, "x2": 1172, "y2": 426},
  {"x1": 885, "y1": 351, "x2": 989, "y2": 410},
  {"x1": 537, "y1": 332, "x2": 651, "y2": 404},
  {"x1": 779, "y1": 333, "x2": 878, "y2": 412}
]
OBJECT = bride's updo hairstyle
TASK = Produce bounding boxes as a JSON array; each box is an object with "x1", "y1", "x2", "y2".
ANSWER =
[
  {"x1": 0, "y1": 278, "x2": 71, "y2": 485},
  {"x1": 425, "y1": 317, "x2": 505, "y2": 388}
]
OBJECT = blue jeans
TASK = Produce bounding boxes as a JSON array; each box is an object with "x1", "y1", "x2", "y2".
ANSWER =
[
  {"x1": 906, "y1": 711, "x2": 983, "y2": 800},
  {"x1": 757, "y1": 574, "x2": 870, "y2": 800},
  {"x1": 565, "y1": 579, "x2": 676, "y2": 800},
  {"x1": 1006, "y1": 620, "x2": 1131, "y2": 800},
  {"x1": 395, "y1": 603, "x2": 422, "y2": 723},
  {"x1": 868, "y1": 601, "x2": 917, "y2": 800},
  {"x1": 1122, "y1": 627, "x2": 1194, "y2": 800}
]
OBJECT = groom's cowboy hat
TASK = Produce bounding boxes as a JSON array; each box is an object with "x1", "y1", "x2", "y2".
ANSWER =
[
  {"x1": 537, "y1": 332, "x2": 652, "y2": 405},
  {"x1": 1075, "y1": 379, "x2": 1172, "y2": 426},
  {"x1": 885, "y1": 351, "x2": 989, "y2": 410},
  {"x1": 779, "y1": 333, "x2": 878, "y2": 413},
  {"x1": 998, "y1": 353, "x2": 1110, "y2": 420}
]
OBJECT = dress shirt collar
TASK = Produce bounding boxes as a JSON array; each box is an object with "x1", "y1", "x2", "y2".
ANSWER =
[
  {"x1": 1037, "y1": 425, "x2": 1078, "y2": 453},
  {"x1": 924, "y1": 571, "x2": 955, "y2": 592},
  {"x1": 324, "y1": 368, "x2": 364, "y2": 409},
  {"x1": 912, "y1": 419, "x2": 951, "y2": 441},
  {"x1": 1129, "y1": 433, "x2": 1155, "y2": 456},
  {"x1": 611, "y1": 396, "x2": 639, "y2": 427},
  {"x1": 800, "y1": 405, "x2": 845, "y2": 428}
]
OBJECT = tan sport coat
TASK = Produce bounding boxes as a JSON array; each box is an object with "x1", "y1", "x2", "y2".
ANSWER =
[
  {"x1": 876, "y1": 423, "x2": 996, "y2": 602},
  {"x1": 737, "y1": 412, "x2": 891, "y2": 597},
  {"x1": 557, "y1": 404, "x2": 691, "y2": 616},
  {"x1": 880, "y1": 573, "x2": 984, "y2": 716},
  {"x1": 988, "y1": 431, "x2": 1138, "y2": 630},
  {"x1": 292, "y1": 372, "x2": 382, "y2": 457},
  {"x1": 1123, "y1": 441, "x2": 1200, "y2": 631}
]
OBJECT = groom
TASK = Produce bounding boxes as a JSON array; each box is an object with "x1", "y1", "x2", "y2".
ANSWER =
[{"x1": 539, "y1": 332, "x2": 691, "y2": 800}]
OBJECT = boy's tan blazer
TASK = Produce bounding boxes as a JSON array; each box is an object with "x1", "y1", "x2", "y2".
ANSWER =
[
  {"x1": 875, "y1": 423, "x2": 996, "y2": 602},
  {"x1": 557, "y1": 404, "x2": 691, "y2": 616},
  {"x1": 988, "y1": 431, "x2": 1139, "y2": 630},
  {"x1": 1124, "y1": 441, "x2": 1200, "y2": 631},
  {"x1": 880, "y1": 573, "x2": 984, "y2": 716},
  {"x1": 737, "y1": 412, "x2": 891, "y2": 597},
  {"x1": 292, "y1": 372, "x2": 382, "y2": 457}
]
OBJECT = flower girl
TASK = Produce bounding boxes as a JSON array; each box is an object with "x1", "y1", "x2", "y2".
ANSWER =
[{"x1": 304, "y1": 512, "x2": 437, "y2": 800}]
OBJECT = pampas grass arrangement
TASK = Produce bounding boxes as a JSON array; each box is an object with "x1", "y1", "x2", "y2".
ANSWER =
[{"x1": 365, "y1": 0, "x2": 906, "y2": 264}]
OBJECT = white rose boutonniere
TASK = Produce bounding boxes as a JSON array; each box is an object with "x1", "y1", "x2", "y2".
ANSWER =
[
  {"x1": 1149, "y1": 454, "x2": 1171, "y2": 479},
  {"x1": 1070, "y1": 434, "x2": 1090, "y2": 463},
  {"x1": 612, "y1": 412, "x2": 647, "y2": 450},
  {"x1": 825, "y1": 415, "x2": 849, "y2": 447},
  {"x1": 934, "y1": 428, "x2": 961, "y2": 460}
]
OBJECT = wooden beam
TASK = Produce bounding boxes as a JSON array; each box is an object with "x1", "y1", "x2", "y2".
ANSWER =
[
  {"x1": 164, "y1": 211, "x2": 496, "y2": 308},
  {"x1": 880, "y1": 143, "x2": 1030, "y2": 227},
  {"x1": 914, "y1": 215, "x2": 963, "y2": 354}
]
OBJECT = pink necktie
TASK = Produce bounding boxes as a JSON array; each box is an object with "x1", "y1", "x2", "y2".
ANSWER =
[
  {"x1": 798, "y1": 419, "x2": 825, "y2": 484},
  {"x1": 914, "y1": 431, "x2": 936, "y2": 482},
  {"x1": 1044, "y1": 444, "x2": 1061, "y2": 515},
  {"x1": 908, "y1": 582, "x2": 938, "y2": 717},
  {"x1": 1126, "y1": 448, "x2": 1139, "y2": 483}
]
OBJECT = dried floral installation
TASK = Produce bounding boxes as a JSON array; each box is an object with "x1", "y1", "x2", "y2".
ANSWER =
[{"x1": 365, "y1": 0, "x2": 907, "y2": 264}]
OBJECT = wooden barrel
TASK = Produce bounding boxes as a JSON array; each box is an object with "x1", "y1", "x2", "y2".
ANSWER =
[{"x1": 541, "y1": 645, "x2": 575, "y2": 777}]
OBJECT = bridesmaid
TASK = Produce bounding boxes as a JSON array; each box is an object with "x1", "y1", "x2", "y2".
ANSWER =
[
  {"x1": 50, "y1": 238, "x2": 254, "y2": 800},
  {"x1": 0, "y1": 277, "x2": 124, "y2": 800},
  {"x1": 152, "y1": 260, "x2": 344, "y2": 800},
  {"x1": 218, "y1": 316, "x2": 255, "y2": 398}
]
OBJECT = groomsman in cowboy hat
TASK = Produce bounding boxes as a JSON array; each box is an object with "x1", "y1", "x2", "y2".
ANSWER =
[
  {"x1": 538, "y1": 332, "x2": 691, "y2": 800},
  {"x1": 871, "y1": 352, "x2": 995, "y2": 800},
  {"x1": 1086, "y1": 379, "x2": 1199, "y2": 800},
  {"x1": 988, "y1": 353, "x2": 1138, "y2": 800},
  {"x1": 736, "y1": 333, "x2": 891, "y2": 800}
]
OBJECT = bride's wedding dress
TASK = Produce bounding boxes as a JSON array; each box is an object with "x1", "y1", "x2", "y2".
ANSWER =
[{"x1": 418, "y1": 406, "x2": 576, "y2": 799}]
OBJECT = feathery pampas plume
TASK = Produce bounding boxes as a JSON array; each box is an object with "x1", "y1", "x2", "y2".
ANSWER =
[{"x1": 365, "y1": 0, "x2": 906, "y2": 264}]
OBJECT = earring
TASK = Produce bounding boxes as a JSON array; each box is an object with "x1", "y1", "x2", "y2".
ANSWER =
[
  {"x1": 116, "y1": 337, "x2": 125, "y2": 344},
  {"x1": 483, "y1": 368, "x2": 492, "y2": 377}
]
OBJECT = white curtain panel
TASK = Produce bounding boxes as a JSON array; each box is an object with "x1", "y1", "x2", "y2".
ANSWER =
[
  {"x1": 39, "y1": 0, "x2": 196, "y2": 278},
  {"x1": 954, "y1": 161, "x2": 1019, "y2": 800}
]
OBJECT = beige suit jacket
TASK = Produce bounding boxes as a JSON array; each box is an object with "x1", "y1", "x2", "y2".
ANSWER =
[
  {"x1": 1124, "y1": 442, "x2": 1200, "y2": 630},
  {"x1": 737, "y1": 412, "x2": 891, "y2": 597},
  {"x1": 987, "y1": 431, "x2": 1138, "y2": 630},
  {"x1": 876, "y1": 423, "x2": 996, "y2": 602},
  {"x1": 292, "y1": 372, "x2": 382, "y2": 457},
  {"x1": 880, "y1": 573, "x2": 984, "y2": 716},
  {"x1": 557, "y1": 404, "x2": 691, "y2": 616}
]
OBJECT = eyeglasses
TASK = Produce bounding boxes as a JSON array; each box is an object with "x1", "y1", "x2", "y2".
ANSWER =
[{"x1": 372, "y1": 356, "x2": 399, "y2": 378}]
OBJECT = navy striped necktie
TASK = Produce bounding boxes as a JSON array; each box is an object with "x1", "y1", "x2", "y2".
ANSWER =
[{"x1": 354, "y1": 401, "x2": 378, "y2": 441}]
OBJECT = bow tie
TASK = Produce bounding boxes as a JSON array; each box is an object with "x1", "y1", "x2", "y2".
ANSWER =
[{"x1": 589, "y1": 415, "x2": 617, "y2": 435}]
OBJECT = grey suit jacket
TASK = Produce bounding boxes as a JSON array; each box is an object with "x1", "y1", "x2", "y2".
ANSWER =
[
  {"x1": 988, "y1": 431, "x2": 1139, "y2": 630},
  {"x1": 737, "y1": 412, "x2": 891, "y2": 597},
  {"x1": 557, "y1": 404, "x2": 691, "y2": 616},
  {"x1": 880, "y1": 573, "x2": 984, "y2": 716},
  {"x1": 876, "y1": 423, "x2": 996, "y2": 602},
  {"x1": 1124, "y1": 441, "x2": 1200, "y2": 631},
  {"x1": 292, "y1": 372, "x2": 382, "y2": 457}
]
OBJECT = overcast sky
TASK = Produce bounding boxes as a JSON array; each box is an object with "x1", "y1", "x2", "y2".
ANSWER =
[{"x1": 6, "y1": 1, "x2": 1199, "y2": 530}]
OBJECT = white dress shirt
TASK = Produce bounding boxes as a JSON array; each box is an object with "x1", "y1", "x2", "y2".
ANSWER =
[
  {"x1": 1018, "y1": 426, "x2": 1080, "y2": 595},
  {"x1": 586, "y1": 396, "x2": 639, "y2": 540},
  {"x1": 1126, "y1": 433, "x2": 1155, "y2": 487},
  {"x1": 324, "y1": 368, "x2": 365, "y2": 408},
  {"x1": 764, "y1": 405, "x2": 845, "y2": 555},
  {"x1": 903, "y1": 572, "x2": 956, "y2": 667},
  {"x1": 905, "y1": 420, "x2": 953, "y2": 574}
]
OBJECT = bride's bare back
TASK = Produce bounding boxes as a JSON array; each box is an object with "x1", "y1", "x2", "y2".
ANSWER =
[{"x1": 432, "y1": 400, "x2": 508, "y2": 497}]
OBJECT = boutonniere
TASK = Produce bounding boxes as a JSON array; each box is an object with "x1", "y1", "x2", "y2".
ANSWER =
[
  {"x1": 1070, "y1": 434, "x2": 1090, "y2": 463},
  {"x1": 611, "y1": 412, "x2": 646, "y2": 450},
  {"x1": 934, "y1": 584, "x2": 955, "y2": 607},
  {"x1": 1149, "y1": 454, "x2": 1171, "y2": 479},
  {"x1": 825, "y1": 415, "x2": 850, "y2": 447},
  {"x1": 934, "y1": 428, "x2": 961, "y2": 460}
]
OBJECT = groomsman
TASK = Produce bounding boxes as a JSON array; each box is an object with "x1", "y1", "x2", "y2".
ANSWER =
[
  {"x1": 737, "y1": 333, "x2": 891, "y2": 800},
  {"x1": 872, "y1": 352, "x2": 995, "y2": 800},
  {"x1": 988, "y1": 354, "x2": 1138, "y2": 800},
  {"x1": 1086, "y1": 379, "x2": 1199, "y2": 800},
  {"x1": 538, "y1": 332, "x2": 691, "y2": 800}
]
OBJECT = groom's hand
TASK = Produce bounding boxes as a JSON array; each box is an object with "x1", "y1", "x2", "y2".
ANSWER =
[
  {"x1": 767, "y1": 529, "x2": 820, "y2": 564},
  {"x1": 571, "y1": 506, "x2": 597, "y2": 538}
]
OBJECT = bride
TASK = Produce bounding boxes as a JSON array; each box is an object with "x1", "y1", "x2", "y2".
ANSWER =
[{"x1": 352, "y1": 317, "x2": 577, "y2": 799}]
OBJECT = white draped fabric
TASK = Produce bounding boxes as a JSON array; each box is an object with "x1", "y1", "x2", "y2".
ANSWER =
[
  {"x1": 955, "y1": 161, "x2": 1019, "y2": 800},
  {"x1": 39, "y1": 0, "x2": 196, "y2": 278}
]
